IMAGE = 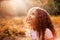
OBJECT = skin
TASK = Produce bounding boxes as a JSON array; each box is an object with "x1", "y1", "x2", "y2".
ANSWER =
[{"x1": 26, "y1": 10, "x2": 38, "y2": 30}]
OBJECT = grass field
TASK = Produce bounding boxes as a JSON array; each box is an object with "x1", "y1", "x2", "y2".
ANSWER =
[
  {"x1": 51, "y1": 16, "x2": 60, "y2": 40},
  {"x1": 0, "y1": 16, "x2": 60, "y2": 40}
]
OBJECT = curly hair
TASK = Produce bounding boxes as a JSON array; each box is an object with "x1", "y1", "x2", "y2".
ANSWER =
[{"x1": 26, "y1": 7, "x2": 56, "y2": 40}]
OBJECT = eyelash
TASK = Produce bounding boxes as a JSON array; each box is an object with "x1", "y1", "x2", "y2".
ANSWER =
[{"x1": 32, "y1": 13, "x2": 34, "y2": 15}]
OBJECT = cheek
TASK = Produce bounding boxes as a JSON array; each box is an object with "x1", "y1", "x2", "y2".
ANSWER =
[
  {"x1": 26, "y1": 15, "x2": 36, "y2": 23},
  {"x1": 26, "y1": 17, "x2": 32, "y2": 23},
  {"x1": 31, "y1": 18, "x2": 36, "y2": 23},
  {"x1": 31, "y1": 15, "x2": 35, "y2": 18}
]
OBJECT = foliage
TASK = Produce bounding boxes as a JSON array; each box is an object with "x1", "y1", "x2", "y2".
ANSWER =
[{"x1": 54, "y1": 0, "x2": 60, "y2": 11}]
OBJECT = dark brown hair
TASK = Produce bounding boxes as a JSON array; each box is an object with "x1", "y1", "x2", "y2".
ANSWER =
[{"x1": 27, "y1": 7, "x2": 56, "y2": 40}]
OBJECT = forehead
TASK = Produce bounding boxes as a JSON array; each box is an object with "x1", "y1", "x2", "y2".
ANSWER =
[{"x1": 28, "y1": 9, "x2": 37, "y2": 15}]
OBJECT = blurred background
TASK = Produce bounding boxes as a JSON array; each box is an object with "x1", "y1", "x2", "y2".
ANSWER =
[
  {"x1": 0, "y1": 0, "x2": 60, "y2": 16},
  {"x1": 0, "y1": 0, "x2": 60, "y2": 40}
]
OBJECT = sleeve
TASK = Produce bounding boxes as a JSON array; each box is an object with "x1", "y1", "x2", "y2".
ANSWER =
[{"x1": 45, "y1": 28, "x2": 53, "y2": 39}]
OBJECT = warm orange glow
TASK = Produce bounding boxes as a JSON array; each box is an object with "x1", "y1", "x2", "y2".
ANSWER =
[
  {"x1": 9, "y1": 0, "x2": 27, "y2": 15},
  {"x1": 9, "y1": 0, "x2": 26, "y2": 10},
  {"x1": 0, "y1": 0, "x2": 27, "y2": 16}
]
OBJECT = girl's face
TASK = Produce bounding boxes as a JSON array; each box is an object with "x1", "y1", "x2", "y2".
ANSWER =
[{"x1": 26, "y1": 11, "x2": 37, "y2": 25}]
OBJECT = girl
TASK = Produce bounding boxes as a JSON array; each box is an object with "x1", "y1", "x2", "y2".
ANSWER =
[{"x1": 25, "y1": 7, "x2": 56, "y2": 40}]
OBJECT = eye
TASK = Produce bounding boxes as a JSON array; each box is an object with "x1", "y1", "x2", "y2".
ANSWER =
[{"x1": 32, "y1": 13, "x2": 35, "y2": 15}]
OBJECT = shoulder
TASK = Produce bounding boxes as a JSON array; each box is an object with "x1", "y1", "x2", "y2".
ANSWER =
[
  {"x1": 45, "y1": 28, "x2": 53, "y2": 39},
  {"x1": 45, "y1": 28, "x2": 52, "y2": 33}
]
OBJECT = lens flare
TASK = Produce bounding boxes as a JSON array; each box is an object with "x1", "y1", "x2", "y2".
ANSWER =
[
  {"x1": 9, "y1": 0, "x2": 27, "y2": 15},
  {"x1": 0, "y1": 0, "x2": 27, "y2": 16}
]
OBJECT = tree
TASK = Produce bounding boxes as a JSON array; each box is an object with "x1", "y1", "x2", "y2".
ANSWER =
[{"x1": 54, "y1": 0, "x2": 60, "y2": 15}]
